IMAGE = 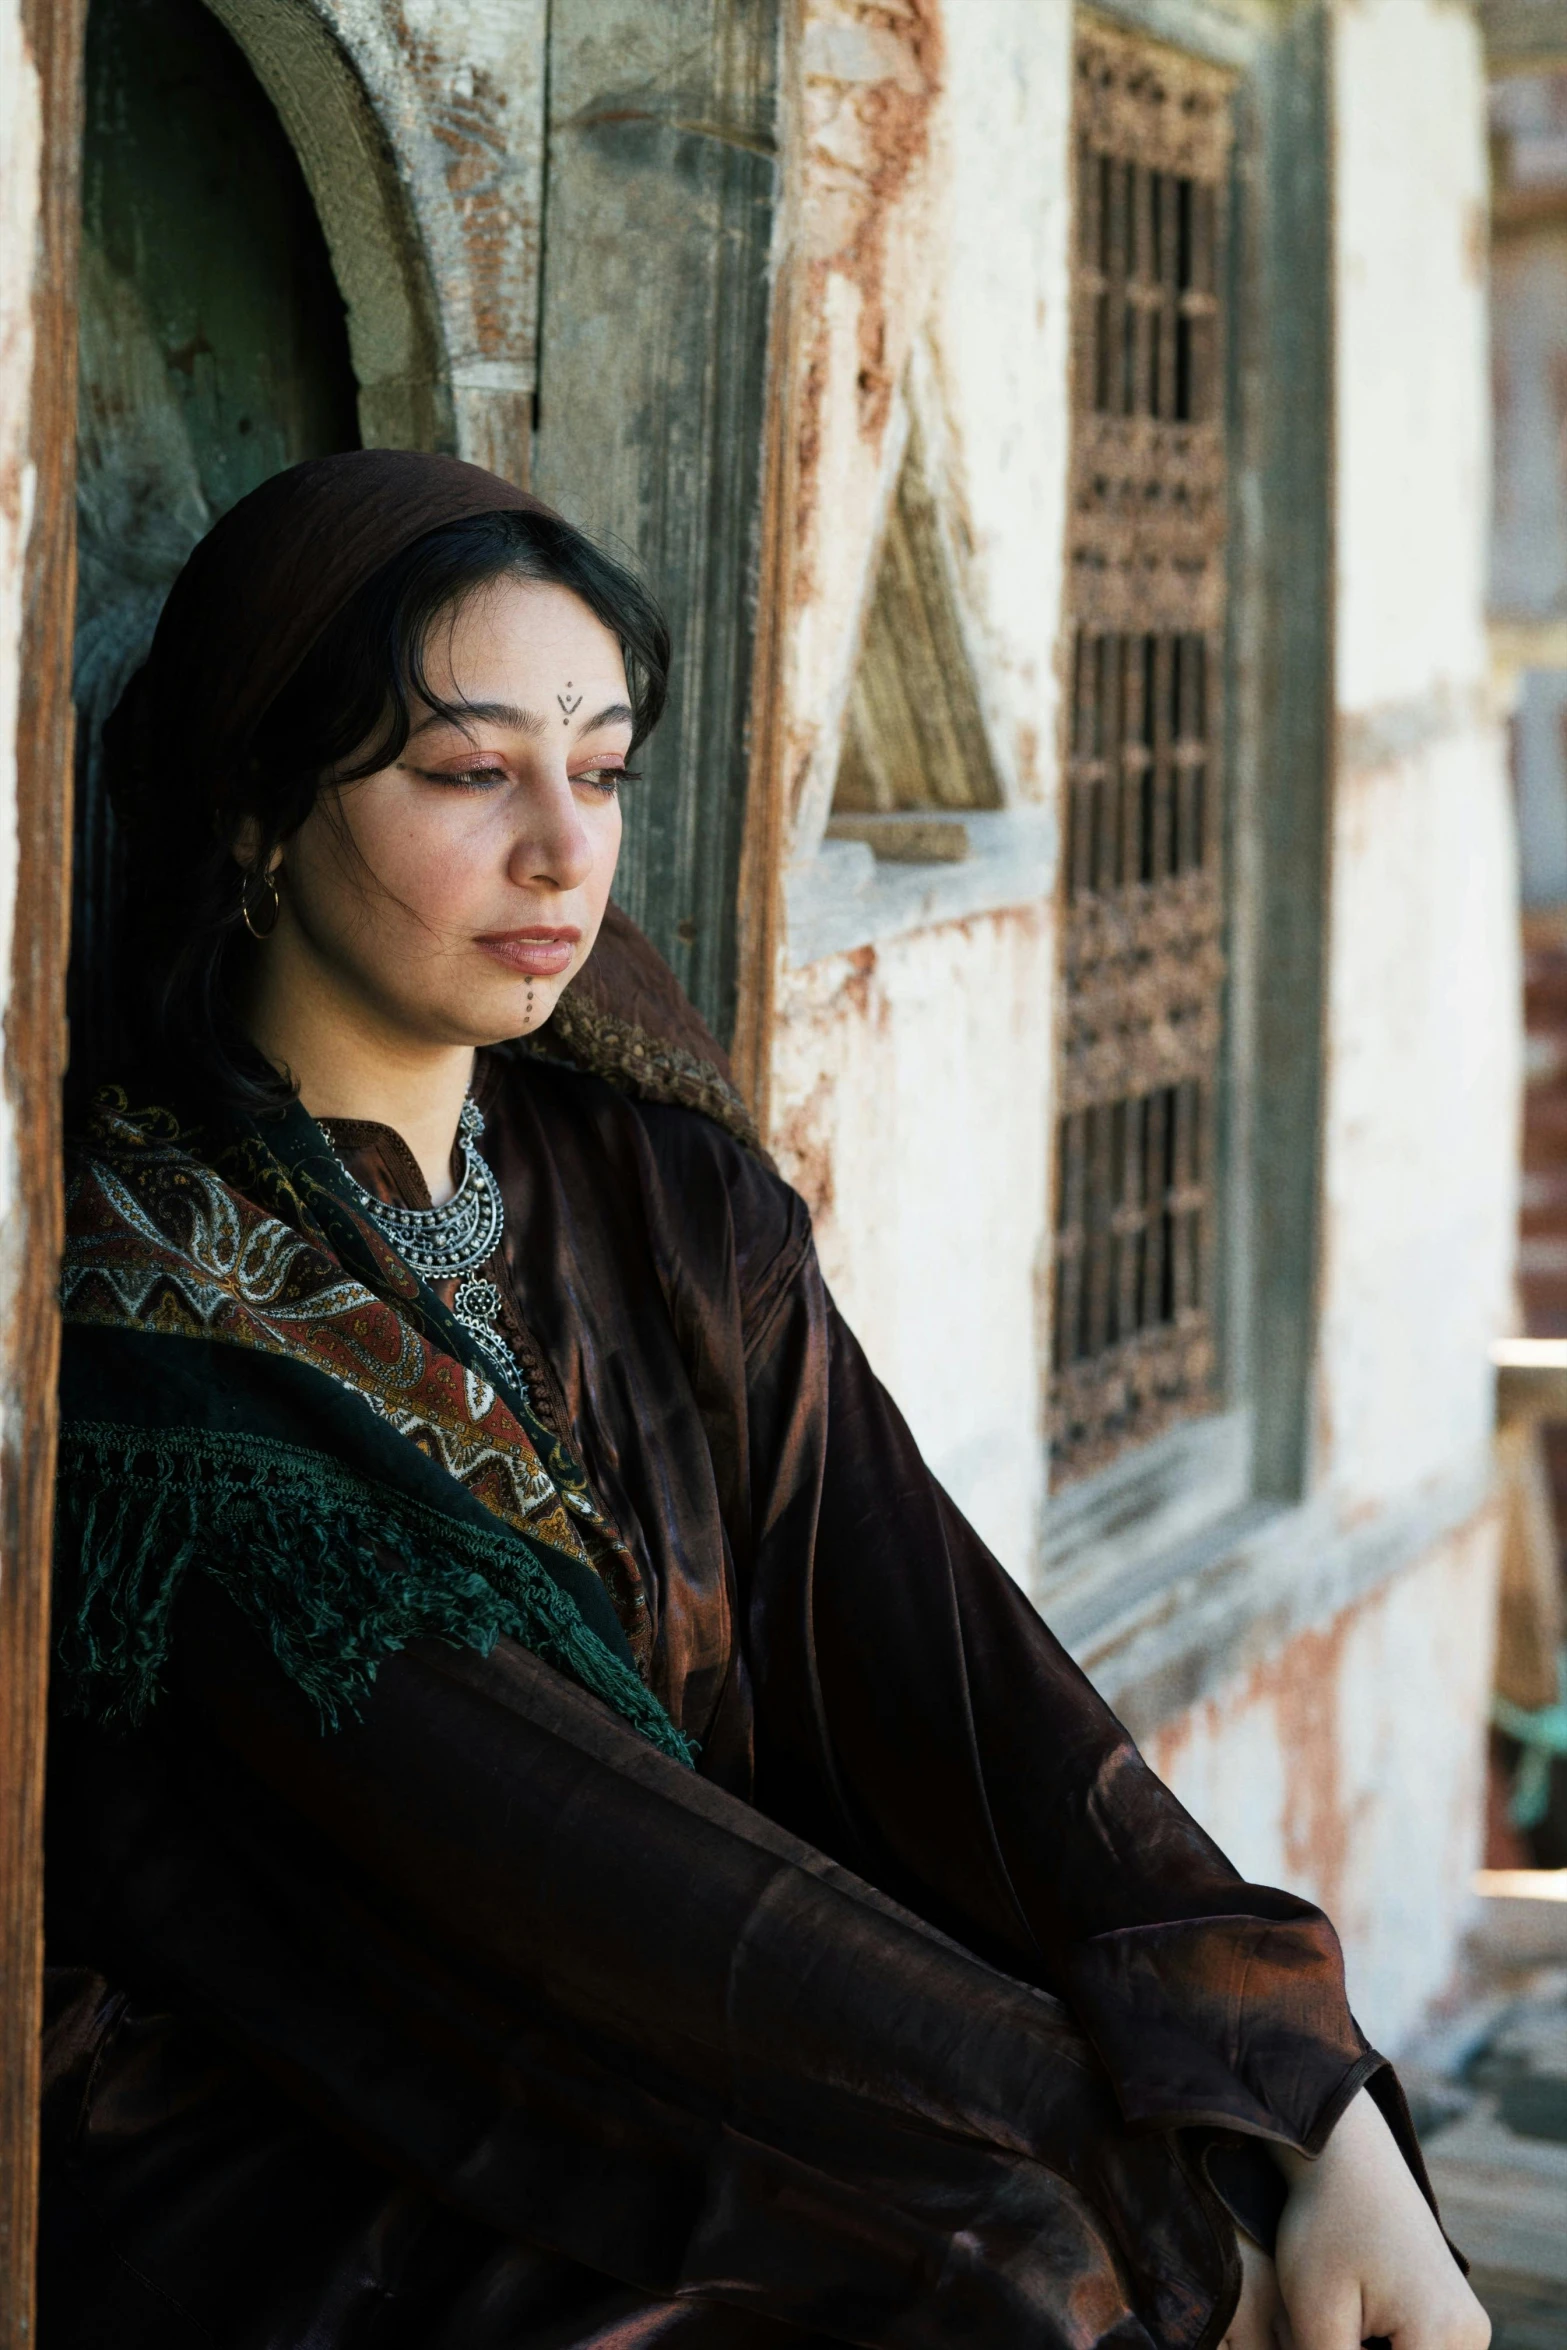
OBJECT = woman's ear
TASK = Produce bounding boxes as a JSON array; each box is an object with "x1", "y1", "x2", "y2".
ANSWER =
[{"x1": 231, "y1": 815, "x2": 282, "y2": 877}]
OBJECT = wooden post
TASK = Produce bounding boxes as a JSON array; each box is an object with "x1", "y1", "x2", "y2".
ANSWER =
[
  {"x1": 730, "y1": 239, "x2": 802, "y2": 1136},
  {"x1": 0, "y1": 0, "x2": 83, "y2": 2337}
]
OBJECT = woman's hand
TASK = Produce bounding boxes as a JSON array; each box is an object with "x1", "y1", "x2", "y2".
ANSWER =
[
  {"x1": 1222, "y1": 2230, "x2": 1289, "y2": 2349},
  {"x1": 1248, "y1": 2086, "x2": 1492, "y2": 2349}
]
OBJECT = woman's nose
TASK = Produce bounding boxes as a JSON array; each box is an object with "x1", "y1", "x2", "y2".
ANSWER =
[{"x1": 509, "y1": 769, "x2": 596, "y2": 894}]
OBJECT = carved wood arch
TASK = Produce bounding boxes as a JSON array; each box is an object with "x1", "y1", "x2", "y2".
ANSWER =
[
  {"x1": 202, "y1": 0, "x2": 551, "y2": 485},
  {"x1": 199, "y1": 0, "x2": 453, "y2": 458}
]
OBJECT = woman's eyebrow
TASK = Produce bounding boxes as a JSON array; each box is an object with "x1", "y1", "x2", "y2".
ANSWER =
[
  {"x1": 409, "y1": 700, "x2": 549, "y2": 739},
  {"x1": 408, "y1": 699, "x2": 634, "y2": 740},
  {"x1": 575, "y1": 701, "x2": 635, "y2": 735}
]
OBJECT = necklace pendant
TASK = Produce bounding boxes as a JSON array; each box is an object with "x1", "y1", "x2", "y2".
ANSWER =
[
  {"x1": 453, "y1": 1273, "x2": 517, "y2": 1384},
  {"x1": 328, "y1": 1093, "x2": 517, "y2": 1382},
  {"x1": 454, "y1": 1273, "x2": 504, "y2": 1327}
]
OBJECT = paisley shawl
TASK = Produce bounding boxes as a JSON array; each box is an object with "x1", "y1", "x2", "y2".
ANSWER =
[{"x1": 56, "y1": 1086, "x2": 692, "y2": 1764}]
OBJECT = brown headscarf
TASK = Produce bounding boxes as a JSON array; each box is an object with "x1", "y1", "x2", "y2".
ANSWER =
[
  {"x1": 102, "y1": 448, "x2": 762, "y2": 1154},
  {"x1": 107, "y1": 449, "x2": 554, "y2": 810}
]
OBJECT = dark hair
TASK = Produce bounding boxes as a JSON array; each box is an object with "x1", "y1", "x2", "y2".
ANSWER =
[{"x1": 109, "y1": 508, "x2": 670, "y2": 1118}]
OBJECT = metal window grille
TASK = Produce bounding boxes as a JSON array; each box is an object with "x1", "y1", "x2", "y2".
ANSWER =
[{"x1": 1050, "y1": 25, "x2": 1235, "y2": 1486}]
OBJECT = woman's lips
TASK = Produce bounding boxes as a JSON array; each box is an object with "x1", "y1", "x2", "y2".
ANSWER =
[{"x1": 476, "y1": 928, "x2": 581, "y2": 979}]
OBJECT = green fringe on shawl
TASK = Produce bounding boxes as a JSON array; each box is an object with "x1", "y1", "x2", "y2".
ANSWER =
[{"x1": 55, "y1": 1421, "x2": 694, "y2": 1767}]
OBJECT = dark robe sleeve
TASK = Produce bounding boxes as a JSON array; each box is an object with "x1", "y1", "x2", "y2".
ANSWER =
[
  {"x1": 47, "y1": 1589, "x2": 1241, "y2": 2350},
  {"x1": 726, "y1": 1188, "x2": 1433, "y2": 2208}
]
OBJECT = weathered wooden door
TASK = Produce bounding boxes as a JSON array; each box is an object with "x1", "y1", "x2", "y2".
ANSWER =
[
  {"x1": 72, "y1": 0, "x2": 785, "y2": 1067},
  {"x1": 5, "y1": 4, "x2": 789, "y2": 2336},
  {"x1": 72, "y1": 0, "x2": 359, "y2": 1076},
  {"x1": 532, "y1": 1, "x2": 782, "y2": 1049}
]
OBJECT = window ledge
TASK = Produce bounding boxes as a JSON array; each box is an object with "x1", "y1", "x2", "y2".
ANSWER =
[
  {"x1": 784, "y1": 807, "x2": 1054, "y2": 968},
  {"x1": 1043, "y1": 1462, "x2": 1494, "y2": 1742}
]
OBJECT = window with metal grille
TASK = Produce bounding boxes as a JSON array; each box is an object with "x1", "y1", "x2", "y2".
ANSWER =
[{"x1": 1050, "y1": 23, "x2": 1234, "y2": 1487}]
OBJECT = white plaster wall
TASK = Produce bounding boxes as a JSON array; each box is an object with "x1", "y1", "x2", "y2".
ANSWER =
[
  {"x1": 1316, "y1": 718, "x2": 1519, "y2": 1505},
  {"x1": 1334, "y1": 0, "x2": 1491, "y2": 714},
  {"x1": 783, "y1": 0, "x2": 1070, "y2": 848},
  {"x1": 912, "y1": 0, "x2": 1072, "y2": 805},
  {"x1": 1144, "y1": 1509, "x2": 1500, "y2": 2051},
  {"x1": 1320, "y1": 0, "x2": 1518, "y2": 1509},
  {"x1": 768, "y1": 2, "x2": 1071, "y2": 1576},
  {"x1": 771, "y1": 907, "x2": 1053, "y2": 1572},
  {"x1": 783, "y1": 0, "x2": 946, "y2": 857}
]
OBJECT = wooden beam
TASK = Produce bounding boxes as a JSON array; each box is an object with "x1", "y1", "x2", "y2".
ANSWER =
[
  {"x1": 1493, "y1": 1336, "x2": 1567, "y2": 1423},
  {"x1": 1483, "y1": 0, "x2": 1567, "y2": 70},
  {"x1": 730, "y1": 154, "x2": 802, "y2": 1132},
  {"x1": 0, "y1": 0, "x2": 83, "y2": 2337},
  {"x1": 1493, "y1": 182, "x2": 1567, "y2": 236}
]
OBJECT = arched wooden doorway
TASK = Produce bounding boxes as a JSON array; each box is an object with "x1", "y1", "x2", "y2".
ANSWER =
[
  {"x1": 72, "y1": 0, "x2": 361, "y2": 1076},
  {"x1": 3, "y1": 10, "x2": 787, "y2": 2322}
]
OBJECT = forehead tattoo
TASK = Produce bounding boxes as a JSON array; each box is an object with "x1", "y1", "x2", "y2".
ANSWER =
[{"x1": 557, "y1": 681, "x2": 583, "y2": 722}]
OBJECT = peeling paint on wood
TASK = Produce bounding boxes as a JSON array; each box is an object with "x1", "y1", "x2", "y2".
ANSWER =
[{"x1": 0, "y1": 1, "x2": 82, "y2": 2333}]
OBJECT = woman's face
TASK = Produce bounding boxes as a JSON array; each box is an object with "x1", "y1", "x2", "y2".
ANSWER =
[{"x1": 264, "y1": 575, "x2": 630, "y2": 1049}]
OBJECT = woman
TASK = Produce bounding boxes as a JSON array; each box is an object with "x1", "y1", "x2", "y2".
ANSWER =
[{"x1": 43, "y1": 450, "x2": 1486, "y2": 2350}]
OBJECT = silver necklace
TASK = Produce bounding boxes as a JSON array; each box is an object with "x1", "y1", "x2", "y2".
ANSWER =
[{"x1": 331, "y1": 1095, "x2": 516, "y2": 1383}]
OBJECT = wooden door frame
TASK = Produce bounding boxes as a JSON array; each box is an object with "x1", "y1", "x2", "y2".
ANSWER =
[{"x1": 0, "y1": 0, "x2": 83, "y2": 2338}]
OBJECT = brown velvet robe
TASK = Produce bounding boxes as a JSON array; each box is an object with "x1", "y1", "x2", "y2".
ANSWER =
[
  {"x1": 42, "y1": 961, "x2": 1432, "y2": 2350},
  {"x1": 48, "y1": 447, "x2": 1431, "y2": 2347}
]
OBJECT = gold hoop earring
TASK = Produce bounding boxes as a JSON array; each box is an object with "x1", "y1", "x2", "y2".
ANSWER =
[{"x1": 241, "y1": 866, "x2": 281, "y2": 941}]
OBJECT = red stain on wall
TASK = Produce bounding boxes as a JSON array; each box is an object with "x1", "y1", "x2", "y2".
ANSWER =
[
  {"x1": 791, "y1": 1, "x2": 945, "y2": 585},
  {"x1": 770, "y1": 945, "x2": 886, "y2": 1219},
  {"x1": 772, "y1": 1074, "x2": 838, "y2": 1226},
  {"x1": 1266, "y1": 1616, "x2": 1353, "y2": 1916},
  {"x1": 1147, "y1": 1613, "x2": 1357, "y2": 1920},
  {"x1": 840, "y1": 941, "x2": 879, "y2": 1019}
]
